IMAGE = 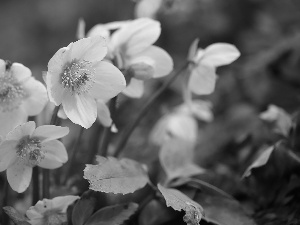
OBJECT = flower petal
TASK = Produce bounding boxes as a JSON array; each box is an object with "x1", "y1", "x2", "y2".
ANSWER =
[
  {"x1": 10, "y1": 63, "x2": 32, "y2": 83},
  {"x1": 39, "y1": 140, "x2": 68, "y2": 169},
  {"x1": 7, "y1": 160, "x2": 32, "y2": 193},
  {"x1": 0, "y1": 107, "x2": 28, "y2": 137},
  {"x1": 202, "y1": 43, "x2": 240, "y2": 67},
  {"x1": 188, "y1": 64, "x2": 217, "y2": 95},
  {"x1": 87, "y1": 24, "x2": 110, "y2": 40},
  {"x1": 0, "y1": 59, "x2": 5, "y2": 74},
  {"x1": 47, "y1": 47, "x2": 70, "y2": 106},
  {"x1": 62, "y1": 92, "x2": 97, "y2": 129},
  {"x1": 50, "y1": 195, "x2": 80, "y2": 212},
  {"x1": 32, "y1": 125, "x2": 69, "y2": 142},
  {"x1": 97, "y1": 100, "x2": 112, "y2": 127},
  {"x1": 6, "y1": 121, "x2": 36, "y2": 141},
  {"x1": 89, "y1": 61, "x2": 126, "y2": 101},
  {"x1": 22, "y1": 77, "x2": 48, "y2": 116},
  {"x1": 69, "y1": 36, "x2": 107, "y2": 62},
  {"x1": 111, "y1": 18, "x2": 161, "y2": 56},
  {"x1": 0, "y1": 140, "x2": 17, "y2": 171},
  {"x1": 122, "y1": 78, "x2": 144, "y2": 98},
  {"x1": 128, "y1": 45, "x2": 173, "y2": 78}
]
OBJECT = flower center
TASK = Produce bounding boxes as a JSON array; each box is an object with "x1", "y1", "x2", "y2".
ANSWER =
[
  {"x1": 61, "y1": 60, "x2": 94, "y2": 95},
  {"x1": 0, "y1": 71, "x2": 25, "y2": 112},
  {"x1": 16, "y1": 136, "x2": 44, "y2": 167}
]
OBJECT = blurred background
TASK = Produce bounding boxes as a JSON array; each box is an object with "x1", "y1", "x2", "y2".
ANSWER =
[{"x1": 1, "y1": 0, "x2": 300, "y2": 224}]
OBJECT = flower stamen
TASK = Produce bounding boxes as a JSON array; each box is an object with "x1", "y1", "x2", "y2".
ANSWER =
[
  {"x1": 61, "y1": 60, "x2": 95, "y2": 95},
  {"x1": 16, "y1": 136, "x2": 44, "y2": 167}
]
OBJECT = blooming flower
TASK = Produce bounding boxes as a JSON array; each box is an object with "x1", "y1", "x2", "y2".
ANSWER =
[
  {"x1": 0, "y1": 121, "x2": 69, "y2": 193},
  {"x1": 0, "y1": 59, "x2": 48, "y2": 137},
  {"x1": 46, "y1": 36, "x2": 126, "y2": 128},
  {"x1": 26, "y1": 195, "x2": 79, "y2": 225},
  {"x1": 88, "y1": 18, "x2": 173, "y2": 98},
  {"x1": 188, "y1": 41, "x2": 240, "y2": 95}
]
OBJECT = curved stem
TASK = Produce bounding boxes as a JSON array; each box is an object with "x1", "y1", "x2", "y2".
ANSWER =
[
  {"x1": 42, "y1": 105, "x2": 60, "y2": 199},
  {"x1": 98, "y1": 97, "x2": 118, "y2": 157},
  {"x1": 62, "y1": 126, "x2": 85, "y2": 184},
  {"x1": 113, "y1": 62, "x2": 189, "y2": 157}
]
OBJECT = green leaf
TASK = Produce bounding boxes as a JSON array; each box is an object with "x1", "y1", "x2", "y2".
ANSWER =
[
  {"x1": 3, "y1": 206, "x2": 30, "y2": 225},
  {"x1": 85, "y1": 203, "x2": 138, "y2": 225},
  {"x1": 84, "y1": 156, "x2": 149, "y2": 194},
  {"x1": 194, "y1": 192, "x2": 256, "y2": 225},
  {"x1": 157, "y1": 184, "x2": 203, "y2": 225},
  {"x1": 72, "y1": 191, "x2": 97, "y2": 225},
  {"x1": 243, "y1": 146, "x2": 274, "y2": 178},
  {"x1": 160, "y1": 138, "x2": 205, "y2": 182}
]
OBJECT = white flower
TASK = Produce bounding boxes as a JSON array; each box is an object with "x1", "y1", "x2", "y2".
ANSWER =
[
  {"x1": 0, "y1": 121, "x2": 69, "y2": 193},
  {"x1": 150, "y1": 112, "x2": 198, "y2": 147},
  {"x1": 46, "y1": 36, "x2": 126, "y2": 128},
  {"x1": 260, "y1": 104, "x2": 292, "y2": 137},
  {"x1": 26, "y1": 195, "x2": 79, "y2": 225},
  {"x1": 0, "y1": 60, "x2": 48, "y2": 137},
  {"x1": 88, "y1": 18, "x2": 174, "y2": 98},
  {"x1": 188, "y1": 42, "x2": 240, "y2": 95}
]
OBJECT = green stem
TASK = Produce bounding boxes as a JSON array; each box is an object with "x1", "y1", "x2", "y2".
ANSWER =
[
  {"x1": 113, "y1": 62, "x2": 189, "y2": 157},
  {"x1": 42, "y1": 105, "x2": 60, "y2": 199},
  {"x1": 32, "y1": 167, "x2": 40, "y2": 204},
  {"x1": 62, "y1": 126, "x2": 85, "y2": 184},
  {"x1": 2, "y1": 179, "x2": 9, "y2": 225},
  {"x1": 98, "y1": 97, "x2": 118, "y2": 157},
  {"x1": 87, "y1": 124, "x2": 103, "y2": 164}
]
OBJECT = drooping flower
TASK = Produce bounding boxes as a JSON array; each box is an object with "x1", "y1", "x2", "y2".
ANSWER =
[
  {"x1": 26, "y1": 195, "x2": 79, "y2": 225},
  {"x1": 0, "y1": 121, "x2": 69, "y2": 193},
  {"x1": 88, "y1": 18, "x2": 174, "y2": 98},
  {"x1": 0, "y1": 60, "x2": 48, "y2": 137},
  {"x1": 260, "y1": 104, "x2": 292, "y2": 137},
  {"x1": 46, "y1": 36, "x2": 126, "y2": 128},
  {"x1": 188, "y1": 41, "x2": 240, "y2": 95}
]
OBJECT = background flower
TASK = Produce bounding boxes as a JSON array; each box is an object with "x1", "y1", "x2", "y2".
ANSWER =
[
  {"x1": 0, "y1": 59, "x2": 48, "y2": 137},
  {"x1": 0, "y1": 121, "x2": 69, "y2": 193},
  {"x1": 26, "y1": 195, "x2": 79, "y2": 225}
]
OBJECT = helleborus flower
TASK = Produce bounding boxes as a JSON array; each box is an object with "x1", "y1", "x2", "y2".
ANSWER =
[
  {"x1": 26, "y1": 195, "x2": 79, "y2": 225},
  {"x1": 188, "y1": 42, "x2": 240, "y2": 95},
  {"x1": 260, "y1": 104, "x2": 292, "y2": 137},
  {"x1": 150, "y1": 112, "x2": 198, "y2": 147},
  {"x1": 134, "y1": 0, "x2": 163, "y2": 19},
  {"x1": 0, "y1": 121, "x2": 69, "y2": 193},
  {"x1": 174, "y1": 100, "x2": 213, "y2": 122},
  {"x1": 0, "y1": 60, "x2": 48, "y2": 137},
  {"x1": 87, "y1": 18, "x2": 173, "y2": 98},
  {"x1": 46, "y1": 36, "x2": 126, "y2": 128}
]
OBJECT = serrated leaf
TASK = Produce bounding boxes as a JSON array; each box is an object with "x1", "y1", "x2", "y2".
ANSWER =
[
  {"x1": 85, "y1": 203, "x2": 138, "y2": 225},
  {"x1": 158, "y1": 184, "x2": 203, "y2": 225},
  {"x1": 243, "y1": 146, "x2": 274, "y2": 178},
  {"x1": 3, "y1": 206, "x2": 30, "y2": 225},
  {"x1": 160, "y1": 138, "x2": 205, "y2": 182},
  {"x1": 72, "y1": 191, "x2": 97, "y2": 225},
  {"x1": 194, "y1": 192, "x2": 256, "y2": 225},
  {"x1": 84, "y1": 156, "x2": 149, "y2": 194}
]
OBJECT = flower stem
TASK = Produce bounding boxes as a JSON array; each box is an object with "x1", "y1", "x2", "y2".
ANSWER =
[
  {"x1": 32, "y1": 167, "x2": 40, "y2": 204},
  {"x1": 42, "y1": 105, "x2": 60, "y2": 199},
  {"x1": 113, "y1": 62, "x2": 189, "y2": 157},
  {"x1": 98, "y1": 97, "x2": 118, "y2": 157},
  {"x1": 62, "y1": 126, "x2": 85, "y2": 184},
  {"x1": 2, "y1": 179, "x2": 9, "y2": 225}
]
